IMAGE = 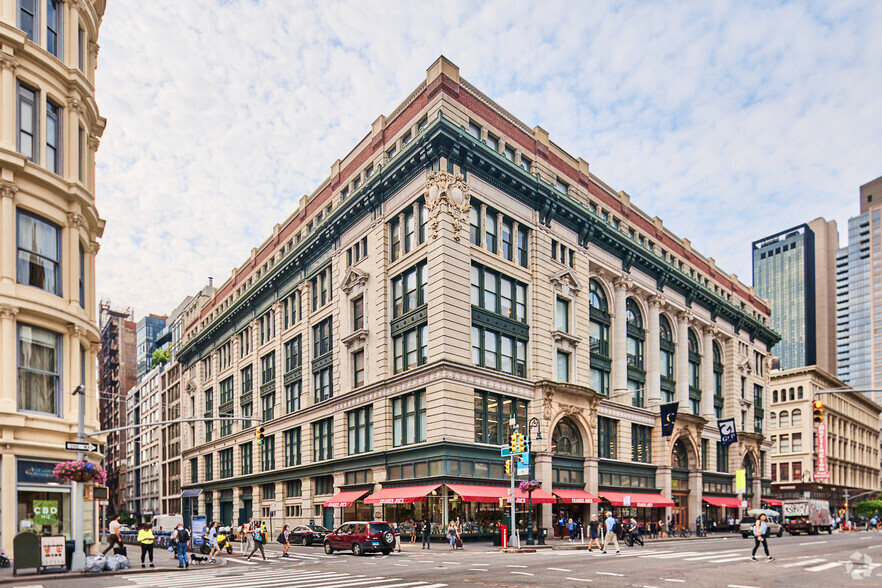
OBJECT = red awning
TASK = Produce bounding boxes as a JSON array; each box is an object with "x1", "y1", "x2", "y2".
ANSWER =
[
  {"x1": 702, "y1": 496, "x2": 743, "y2": 508},
  {"x1": 762, "y1": 498, "x2": 783, "y2": 506},
  {"x1": 324, "y1": 490, "x2": 369, "y2": 508},
  {"x1": 599, "y1": 492, "x2": 675, "y2": 508},
  {"x1": 552, "y1": 489, "x2": 602, "y2": 504},
  {"x1": 447, "y1": 484, "x2": 557, "y2": 504},
  {"x1": 363, "y1": 484, "x2": 440, "y2": 505}
]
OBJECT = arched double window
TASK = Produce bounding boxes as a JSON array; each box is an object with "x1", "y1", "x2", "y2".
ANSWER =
[
  {"x1": 552, "y1": 418, "x2": 584, "y2": 457},
  {"x1": 626, "y1": 299, "x2": 645, "y2": 407},
  {"x1": 791, "y1": 409, "x2": 802, "y2": 426},
  {"x1": 779, "y1": 410, "x2": 790, "y2": 427},
  {"x1": 659, "y1": 315, "x2": 675, "y2": 403},
  {"x1": 588, "y1": 280, "x2": 610, "y2": 397},
  {"x1": 687, "y1": 329, "x2": 701, "y2": 414},
  {"x1": 712, "y1": 341, "x2": 724, "y2": 419}
]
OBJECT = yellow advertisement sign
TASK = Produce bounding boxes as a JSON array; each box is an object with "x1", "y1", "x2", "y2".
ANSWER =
[{"x1": 735, "y1": 469, "x2": 746, "y2": 493}]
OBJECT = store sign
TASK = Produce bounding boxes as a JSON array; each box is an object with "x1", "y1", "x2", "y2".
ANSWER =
[
  {"x1": 34, "y1": 500, "x2": 59, "y2": 526},
  {"x1": 18, "y1": 460, "x2": 58, "y2": 485},
  {"x1": 815, "y1": 423, "x2": 830, "y2": 480},
  {"x1": 735, "y1": 469, "x2": 747, "y2": 493},
  {"x1": 379, "y1": 498, "x2": 408, "y2": 504},
  {"x1": 623, "y1": 496, "x2": 632, "y2": 507},
  {"x1": 635, "y1": 502, "x2": 654, "y2": 508},
  {"x1": 41, "y1": 535, "x2": 66, "y2": 568}
]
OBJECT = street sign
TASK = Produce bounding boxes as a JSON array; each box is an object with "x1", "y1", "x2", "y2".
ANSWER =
[
  {"x1": 269, "y1": 504, "x2": 276, "y2": 513},
  {"x1": 65, "y1": 441, "x2": 98, "y2": 452},
  {"x1": 516, "y1": 462, "x2": 529, "y2": 476}
]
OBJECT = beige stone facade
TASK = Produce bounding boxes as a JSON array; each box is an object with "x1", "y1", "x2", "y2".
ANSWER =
[
  {"x1": 178, "y1": 57, "x2": 777, "y2": 537},
  {"x1": 0, "y1": 0, "x2": 106, "y2": 552},
  {"x1": 769, "y1": 366, "x2": 880, "y2": 504}
]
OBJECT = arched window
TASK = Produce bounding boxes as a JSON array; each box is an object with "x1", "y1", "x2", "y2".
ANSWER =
[
  {"x1": 687, "y1": 329, "x2": 701, "y2": 414},
  {"x1": 672, "y1": 439, "x2": 689, "y2": 469},
  {"x1": 789, "y1": 387, "x2": 795, "y2": 401},
  {"x1": 588, "y1": 279, "x2": 610, "y2": 396},
  {"x1": 773, "y1": 389, "x2": 778, "y2": 403},
  {"x1": 791, "y1": 409, "x2": 801, "y2": 426},
  {"x1": 552, "y1": 418, "x2": 583, "y2": 457},
  {"x1": 712, "y1": 341, "x2": 724, "y2": 419},
  {"x1": 770, "y1": 412, "x2": 777, "y2": 428},
  {"x1": 779, "y1": 410, "x2": 789, "y2": 427},
  {"x1": 625, "y1": 299, "x2": 645, "y2": 407},
  {"x1": 659, "y1": 315, "x2": 675, "y2": 403},
  {"x1": 797, "y1": 386, "x2": 803, "y2": 400}
]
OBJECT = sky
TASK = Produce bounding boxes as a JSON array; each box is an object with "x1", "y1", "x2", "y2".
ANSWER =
[{"x1": 94, "y1": 0, "x2": 882, "y2": 320}]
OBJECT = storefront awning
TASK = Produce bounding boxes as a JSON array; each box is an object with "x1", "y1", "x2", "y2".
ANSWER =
[
  {"x1": 324, "y1": 490, "x2": 369, "y2": 508},
  {"x1": 702, "y1": 496, "x2": 743, "y2": 508},
  {"x1": 552, "y1": 489, "x2": 602, "y2": 504},
  {"x1": 599, "y1": 492, "x2": 675, "y2": 508},
  {"x1": 762, "y1": 498, "x2": 783, "y2": 506},
  {"x1": 181, "y1": 488, "x2": 202, "y2": 498},
  {"x1": 363, "y1": 484, "x2": 441, "y2": 504},
  {"x1": 447, "y1": 484, "x2": 557, "y2": 504}
]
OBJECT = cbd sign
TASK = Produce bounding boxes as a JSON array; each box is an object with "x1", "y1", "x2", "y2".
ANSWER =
[{"x1": 34, "y1": 500, "x2": 59, "y2": 526}]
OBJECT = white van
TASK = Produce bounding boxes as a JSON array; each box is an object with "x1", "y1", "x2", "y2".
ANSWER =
[{"x1": 151, "y1": 514, "x2": 184, "y2": 533}]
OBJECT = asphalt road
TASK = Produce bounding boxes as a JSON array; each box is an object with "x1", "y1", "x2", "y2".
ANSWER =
[{"x1": 11, "y1": 531, "x2": 882, "y2": 588}]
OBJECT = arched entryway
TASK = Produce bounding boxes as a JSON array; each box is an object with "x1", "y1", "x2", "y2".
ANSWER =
[
  {"x1": 551, "y1": 418, "x2": 585, "y2": 538},
  {"x1": 671, "y1": 439, "x2": 691, "y2": 532}
]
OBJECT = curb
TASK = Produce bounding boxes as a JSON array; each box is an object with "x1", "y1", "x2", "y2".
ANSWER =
[{"x1": 0, "y1": 554, "x2": 228, "y2": 585}]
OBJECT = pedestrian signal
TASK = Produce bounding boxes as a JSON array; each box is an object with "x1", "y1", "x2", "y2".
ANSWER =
[
  {"x1": 256, "y1": 426, "x2": 265, "y2": 445},
  {"x1": 812, "y1": 400, "x2": 824, "y2": 423}
]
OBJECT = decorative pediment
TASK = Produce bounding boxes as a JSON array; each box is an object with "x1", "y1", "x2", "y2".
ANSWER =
[
  {"x1": 340, "y1": 267, "x2": 369, "y2": 295},
  {"x1": 341, "y1": 328, "x2": 369, "y2": 350},
  {"x1": 552, "y1": 330, "x2": 581, "y2": 352},
  {"x1": 550, "y1": 269, "x2": 582, "y2": 297}
]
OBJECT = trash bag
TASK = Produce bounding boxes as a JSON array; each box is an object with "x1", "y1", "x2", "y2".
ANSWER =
[
  {"x1": 85, "y1": 554, "x2": 106, "y2": 573},
  {"x1": 104, "y1": 554, "x2": 121, "y2": 572},
  {"x1": 117, "y1": 555, "x2": 131, "y2": 570}
]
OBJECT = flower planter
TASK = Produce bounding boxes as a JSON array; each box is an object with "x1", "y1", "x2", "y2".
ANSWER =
[{"x1": 70, "y1": 471, "x2": 96, "y2": 483}]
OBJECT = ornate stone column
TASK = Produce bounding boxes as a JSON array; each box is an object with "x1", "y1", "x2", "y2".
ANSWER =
[
  {"x1": 68, "y1": 212, "x2": 84, "y2": 308},
  {"x1": 657, "y1": 464, "x2": 673, "y2": 524},
  {"x1": 584, "y1": 456, "x2": 599, "y2": 518},
  {"x1": 688, "y1": 469, "x2": 703, "y2": 530},
  {"x1": 536, "y1": 452, "x2": 554, "y2": 531},
  {"x1": 0, "y1": 181, "x2": 18, "y2": 284},
  {"x1": 701, "y1": 326, "x2": 716, "y2": 420},
  {"x1": 646, "y1": 295, "x2": 662, "y2": 406},
  {"x1": 612, "y1": 277, "x2": 630, "y2": 399},
  {"x1": 0, "y1": 54, "x2": 18, "y2": 150},
  {"x1": 676, "y1": 312, "x2": 691, "y2": 406},
  {"x1": 751, "y1": 476, "x2": 762, "y2": 509},
  {"x1": 0, "y1": 304, "x2": 19, "y2": 414}
]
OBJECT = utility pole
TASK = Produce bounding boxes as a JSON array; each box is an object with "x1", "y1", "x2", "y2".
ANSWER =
[{"x1": 71, "y1": 384, "x2": 86, "y2": 572}]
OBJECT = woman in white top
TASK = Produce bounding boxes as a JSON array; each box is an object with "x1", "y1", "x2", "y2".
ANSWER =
[{"x1": 751, "y1": 513, "x2": 774, "y2": 561}]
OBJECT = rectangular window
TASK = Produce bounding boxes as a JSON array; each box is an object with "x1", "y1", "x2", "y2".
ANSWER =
[
  {"x1": 631, "y1": 424, "x2": 651, "y2": 463},
  {"x1": 240, "y1": 443, "x2": 252, "y2": 475},
  {"x1": 204, "y1": 454, "x2": 213, "y2": 481},
  {"x1": 19, "y1": 0, "x2": 37, "y2": 40},
  {"x1": 238, "y1": 327, "x2": 251, "y2": 357},
  {"x1": 311, "y1": 267, "x2": 332, "y2": 311},
  {"x1": 46, "y1": 0, "x2": 60, "y2": 57},
  {"x1": 352, "y1": 296, "x2": 364, "y2": 331},
  {"x1": 314, "y1": 475, "x2": 334, "y2": 496},
  {"x1": 471, "y1": 263, "x2": 528, "y2": 322},
  {"x1": 260, "y1": 351, "x2": 275, "y2": 385},
  {"x1": 78, "y1": 26, "x2": 85, "y2": 71},
  {"x1": 45, "y1": 100, "x2": 61, "y2": 174},
  {"x1": 78, "y1": 125, "x2": 85, "y2": 181},
  {"x1": 262, "y1": 483, "x2": 275, "y2": 500},
  {"x1": 556, "y1": 297, "x2": 569, "y2": 332},
  {"x1": 17, "y1": 323, "x2": 60, "y2": 415},
  {"x1": 203, "y1": 388, "x2": 213, "y2": 442},
  {"x1": 716, "y1": 442, "x2": 728, "y2": 473},
  {"x1": 261, "y1": 389, "x2": 274, "y2": 422},
  {"x1": 313, "y1": 317, "x2": 332, "y2": 357},
  {"x1": 258, "y1": 310, "x2": 275, "y2": 345},
  {"x1": 470, "y1": 207, "x2": 481, "y2": 246},
  {"x1": 556, "y1": 351, "x2": 570, "y2": 382},
  {"x1": 219, "y1": 448, "x2": 233, "y2": 479},
  {"x1": 473, "y1": 391, "x2": 527, "y2": 444},
  {"x1": 286, "y1": 479, "x2": 302, "y2": 497},
  {"x1": 392, "y1": 390, "x2": 426, "y2": 447},
  {"x1": 261, "y1": 434, "x2": 275, "y2": 472},
  {"x1": 313, "y1": 417, "x2": 333, "y2": 461},
  {"x1": 313, "y1": 366, "x2": 332, "y2": 403},
  {"x1": 598, "y1": 416, "x2": 618, "y2": 459},
  {"x1": 471, "y1": 326, "x2": 527, "y2": 378},
  {"x1": 285, "y1": 380, "x2": 301, "y2": 413},
  {"x1": 347, "y1": 405, "x2": 373, "y2": 455},
  {"x1": 284, "y1": 427, "x2": 301, "y2": 467},
  {"x1": 485, "y1": 212, "x2": 497, "y2": 254},
  {"x1": 352, "y1": 350, "x2": 365, "y2": 388},
  {"x1": 520, "y1": 155, "x2": 531, "y2": 173},
  {"x1": 190, "y1": 458, "x2": 198, "y2": 484},
  {"x1": 17, "y1": 210, "x2": 61, "y2": 295},
  {"x1": 391, "y1": 261, "x2": 427, "y2": 318},
  {"x1": 78, "y1": 242, "x2": 85, "y2": 307},
  {"x1": 393, "y1": 324, "x2": 427, "y2": 374},
  {"x1": 284, "y1": 336, "x2": 302, "y2": 372}
]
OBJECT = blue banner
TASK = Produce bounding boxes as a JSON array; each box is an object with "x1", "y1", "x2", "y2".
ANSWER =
[
  {"x1": 18, "y1": 460, "x2": 59, "y2": 485},
  {"x1": 717, "y1": 418, "x2": 738, "y2": 446}
]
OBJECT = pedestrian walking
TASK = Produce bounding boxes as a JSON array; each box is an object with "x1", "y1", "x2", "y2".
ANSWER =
[
  {"x1": 171, "y1": 523, "x2": 190, "y2": 568},
  {"x1": 392, "y1": 522, "x2": 402, "y2": 552},
  {"x1": 601, "y1": 511, "x2": 620, "y2": 555},
  {"x1": 421, "y1": 518, "x2": 432, "y2": 549},
  {"x1": 206, "y1": 521, "x2": 220, "y2": 563},
  {"x1": 101, "y1": 515, "x2": 122, "y2": 556},
  {"x1": 279, "y1": 525, "x2": 291, "y2": 557},
  {"x1": 246, "y1": 521, "x2": 267, "y2": 561},
  {"x1": 587, "y1": 514, "x2": 601, "y2": 551},
  {"x1": 410, "y1": 519, "x2": 417, "y2": 543},
  {"x1": 137, "y1": 522, "x2": 155, "y2": 568},
  {"x1": 242, "y1": 518, "x2": 255, "y2": 555},
  {"x1": 447, "y1": 521, "x2": 457, "y2": 551},
  {"x1": 558, "y1": 515, "x2": 566, "y2": 539},
  {"x1": 567, "y1": 517, "x2": 575, "y2": 542},
  {"x1": 750, "y1": 513, "x2": 774, "y2": 562}
]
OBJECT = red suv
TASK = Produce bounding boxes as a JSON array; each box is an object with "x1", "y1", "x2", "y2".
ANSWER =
[{"x1": 324, "y1": 521, "x2": 396, "y2": 556}]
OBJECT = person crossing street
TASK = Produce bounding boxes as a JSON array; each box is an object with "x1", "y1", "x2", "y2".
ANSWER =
[
  {"x1": 751, "y1": 513, "x2": 775, "y2": 562},
  {"x1": 587, "y1": 514, "x2": 601, "y2": 552},
  {"x1": 601, "y1": 511, "x2": 620, "y2": 555}
]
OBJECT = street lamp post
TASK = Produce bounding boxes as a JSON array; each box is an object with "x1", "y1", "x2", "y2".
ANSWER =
[{"x1": 526, "y1": 417, "x2": 542, "y2": 546}]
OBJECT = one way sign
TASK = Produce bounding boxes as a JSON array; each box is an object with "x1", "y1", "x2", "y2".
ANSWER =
[{"x1": 65, "y1": 441, "x2": 98, "y2": 452}]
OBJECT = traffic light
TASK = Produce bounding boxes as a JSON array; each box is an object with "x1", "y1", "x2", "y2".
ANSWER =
[
  {"x1": 505, "y1": 459, "x2": 512, "y2": 476},
  {"x1": 256, "y1": 426, "x2": 265, "y2": 445},
  {"x1": 510, "y1": 433, "x2": 518, "y2": 453},
  {"x1": 812, "y1": 400, "x2": 824, "y2": 423},
  {"x1": 515, "y1": 433, "x2": 526, "y2": 453}
]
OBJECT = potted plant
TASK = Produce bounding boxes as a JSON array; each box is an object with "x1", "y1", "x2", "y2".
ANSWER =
[
  {"x1": 53, "y1": 461, "x2": 107, "y2": 484},
  {"x1": 519, "y1": 480, "x2": 541, "y2": 494}
]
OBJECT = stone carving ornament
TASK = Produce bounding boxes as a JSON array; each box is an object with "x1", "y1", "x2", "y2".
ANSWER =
[{"x1": 425, "y1": 171, "x2": 470, "y2": 241}]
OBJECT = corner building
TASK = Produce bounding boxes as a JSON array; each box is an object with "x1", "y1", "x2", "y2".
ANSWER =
[
  {"x1": 0, "y1": 0, "x2": 106, "y2": 552},
  {"x1": 178, "y1": 57, "x2": 778, "y2": 538}
]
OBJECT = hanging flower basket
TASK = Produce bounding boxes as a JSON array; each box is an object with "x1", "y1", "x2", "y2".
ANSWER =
[
  {"x1": 519, "y1": 480, "x2": 541, "y2": 493},
  {"x1": 53, "y1": 461, "x2": 107, "y2": 485}
]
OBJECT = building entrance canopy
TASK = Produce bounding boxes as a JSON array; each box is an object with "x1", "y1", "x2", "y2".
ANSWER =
[
  {"x1": 702, "y1": 496, "x2": 742, "y2": 508},
  {"x1": 325, "y1": 490, "x2": 369, "y2": 508},
  {"x1": 363, "y1": 484, "x2": 441, "y2": 504},
  {"x1": 181, "y1": 489, "x2": 202, "y2": 498},
  {"x1": 552, "y1": 489, "x2": 602, "y2": 504},
  {"x1": 600, "y1": 492, "x2": 675, "y2": 508},
  {"x1": 762, "y1": 498, "x2": 783, "y2": 506},
  {"x1": 447, "y1": 483, "x2": 556, "y2": 504}
]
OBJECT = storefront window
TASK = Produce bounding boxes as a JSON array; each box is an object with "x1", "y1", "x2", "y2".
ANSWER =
[{"x1": 18, "y1": 490, "x2": 71, "y2": 538}]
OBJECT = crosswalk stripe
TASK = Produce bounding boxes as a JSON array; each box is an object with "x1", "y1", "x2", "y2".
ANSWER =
[
  {"x1": 708, "y1": 556, "x2": 750, "y2": 563},
  {"x1": 805, "y1": 562, "x2": 843, "y2": 572},
  {"x1": 111, "y1": 567, "x2": 447, "y2": 588},
  {"x1": 683, "y1": 551, "x2": 742, "y2": 561},
  {"x1": 641, "y1": 551, "x2": 703, "y2": 559},
  {"x1": 783, "y1": 558, "x2": 826, "y2": 568}
]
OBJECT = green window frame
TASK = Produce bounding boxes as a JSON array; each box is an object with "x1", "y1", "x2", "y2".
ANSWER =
[
  {"x1": 261, "y1": 434, "x2": 275, "y2": 472},
  {"x1": 219, "y1": 448, "x2": 233, "y2": 478},
  {"x1": 473, "y1": 390, "x2": 527, "y2": 444},
  {"x1": 347, "y1": 405, "x2": 373, "y2": 455},
  {"x1": 631, "y1": 424, "x2": 651, "y2": 463},
  {"x1": 392, "y1": 390, "x2": 426, "y2": 447},
  {"x1": 313, "y1": 417, "x2": 333, "y2": 461},
  {"x1": 240, "y1": 442, "x2": 252, "y2": 475},
  {"x1": 284, "y1": 427, "x2": 301, "y2": 467},
  {"x1": 598, "y1": 416, "x2": 617, "y2": 459},
  {"x1": 391, "y1": 261, "x2": 428, "y2": 318}
]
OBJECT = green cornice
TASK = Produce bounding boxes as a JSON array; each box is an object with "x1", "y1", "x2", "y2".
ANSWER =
[{"x1": 179, "y1": 112, "x2": 779, "y2": 365}]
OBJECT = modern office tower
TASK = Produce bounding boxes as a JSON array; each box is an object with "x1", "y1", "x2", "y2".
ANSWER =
[
  {"x1": 0, "y1": 1, "x2": 106, "y2": 553},
  {"x1": 136, "y1": 313, "x2": 167, "y2": 381},
  {"x1": 752, "y1": 218, "x2": 838, "y2": 373}
]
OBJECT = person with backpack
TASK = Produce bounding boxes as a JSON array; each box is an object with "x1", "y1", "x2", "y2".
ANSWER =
[
  {"x1": 278, "y1": 525, "x2": 291, "y2": 557},
  {"x1": 137, "y1": 522, "x2": 156, "y2": 568},
  {"x1": 172, "y1": 523, "x2": 190, "y2": 568},
  {"x1": 601, "y1": 511, "x2": 620, "y2": 555},
  {"x1": 246, "y1": 521, "x2": 267, "y2": 561},
  {"x1": 421, "y1": 517, "x2": 431, "y2": 549}
]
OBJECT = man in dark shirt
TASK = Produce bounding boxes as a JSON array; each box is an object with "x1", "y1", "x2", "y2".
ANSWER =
[{"x1": 587, "y1": 513, "x2": 601, "y2": 552}]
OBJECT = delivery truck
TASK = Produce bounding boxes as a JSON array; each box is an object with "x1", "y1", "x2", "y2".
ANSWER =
[{"x1": 782, "y1": 499, "x2": 832, "y2": 535}]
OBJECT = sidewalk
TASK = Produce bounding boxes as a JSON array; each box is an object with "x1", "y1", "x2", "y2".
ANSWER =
[{"x1": 0, "y1": 547, "x2": 225, "y2": 585}]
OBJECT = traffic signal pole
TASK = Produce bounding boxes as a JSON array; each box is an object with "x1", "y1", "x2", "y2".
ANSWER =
[
  {"x1": 510, "y1": 451, "x2": 518, "y2": 549},
  {"x1": 72, "y1": 384, "x2": 87, "y2": 572}
]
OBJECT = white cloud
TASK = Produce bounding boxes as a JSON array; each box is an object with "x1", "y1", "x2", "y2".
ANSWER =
[{"x1": 94, "y1": 0, "x2": 882, "y2": 318}]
